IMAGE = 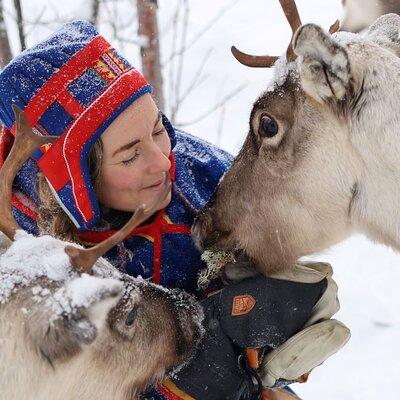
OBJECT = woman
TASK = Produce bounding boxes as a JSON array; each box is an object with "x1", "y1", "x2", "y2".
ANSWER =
[{"x1": 0, "y1": 20, "x2": 349, "y2": 400}]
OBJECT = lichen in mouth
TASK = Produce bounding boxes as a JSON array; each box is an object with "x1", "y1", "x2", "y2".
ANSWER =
[{"x1": 197, "y1": 250, "x2": 236, "y2": 290}]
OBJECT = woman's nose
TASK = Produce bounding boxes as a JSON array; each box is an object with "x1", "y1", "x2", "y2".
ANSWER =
[{"x1": 146, "y1": 143, "x2": 171, "y2": 175}]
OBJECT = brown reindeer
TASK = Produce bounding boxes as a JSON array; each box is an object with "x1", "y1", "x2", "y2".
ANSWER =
[
  {"x1": 341, "y1": 0, "x2": 400, "y2": 32},
  {"x1": 0, "y1": 107, "x2": 202, "y2": 400},
  {"x1": 193, "y1": 0, "x2": 400, "y2": 274}
]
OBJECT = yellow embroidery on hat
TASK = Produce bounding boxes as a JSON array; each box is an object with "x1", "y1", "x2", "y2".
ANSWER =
[
  {"x1": 40, "y1": 143, "x2": 52, "y2": 153},
  {"x1": 107, "y1": 51, "x2": 129, "y2": 71},
  {"x1": 93, "y1": 59, "x2": 116, "y2": 83}
]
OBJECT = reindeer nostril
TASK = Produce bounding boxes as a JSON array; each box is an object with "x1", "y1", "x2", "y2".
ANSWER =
[{"x1": 125, "y1": 305, "x2": 139, "y2": 326}]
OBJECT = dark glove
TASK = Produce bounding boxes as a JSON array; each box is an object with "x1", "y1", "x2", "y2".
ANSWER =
[{"x1": 170, "y1": 273, "x2": 328, "y2": 400}]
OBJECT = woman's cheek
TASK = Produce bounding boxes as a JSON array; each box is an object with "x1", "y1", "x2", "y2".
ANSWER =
[{"x1": 107, "y1": 166, "x2": 142, "y2": 192}]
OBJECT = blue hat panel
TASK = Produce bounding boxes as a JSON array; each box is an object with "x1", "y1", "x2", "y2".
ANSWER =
[
  {"x1": 38, "y1": 101, "x2": 73, "y2": 137},
  {"x1": 68, "y1": 69, "x2": 108, "y2": 107},
  {"x1": 32, "y1": 20, "x2": 97, "y2": 53}
]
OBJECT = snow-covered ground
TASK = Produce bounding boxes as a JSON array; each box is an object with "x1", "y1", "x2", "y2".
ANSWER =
[{"x1": 3, "y1": 0, "x2": 400, "y2": 398}]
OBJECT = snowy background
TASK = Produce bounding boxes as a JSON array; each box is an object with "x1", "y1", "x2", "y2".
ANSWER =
[{"x1": 3, "y1": 0, "x2": 400, "y2": 398}]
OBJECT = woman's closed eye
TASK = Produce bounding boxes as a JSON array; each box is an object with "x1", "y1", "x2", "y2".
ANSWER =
[
  {"x1": 153, "y1": 125, "x2": 166, "y2": 136},
  {"x1": 120, "y1": 127, "x2": 166, "y2": 166},
  {"x1": 121, "y1": 149, "x2": 139, "y2": 166}
]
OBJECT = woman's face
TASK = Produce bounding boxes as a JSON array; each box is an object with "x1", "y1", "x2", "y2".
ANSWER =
[{"x1": 97, "y1": 94, "x2": 172, "y2": 212}]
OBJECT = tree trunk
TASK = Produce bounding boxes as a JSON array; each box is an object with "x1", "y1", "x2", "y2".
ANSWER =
[
  {"x1": 136, "y1": 0, "x2": 165, "y2": 110},
  {"x1": 0, "y1": 0, "x2": 12, "y2": 68},
  {"x1": 90, "y1": 0, "x2": 100, "y2": 27},
  {"x1": 13, "y1": 0, "x2": 25, "y2": 51}
]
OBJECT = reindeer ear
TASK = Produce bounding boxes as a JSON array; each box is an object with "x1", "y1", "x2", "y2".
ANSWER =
[
  {"x1": 366, "y1": 13, "x2": 400, "y2": 55},
  {"x1": 293, "y1": 24, "x2": 352, "y2": 103},
  {"x1": 26, "y1": 276, "x2": 123, "y2": 366}
]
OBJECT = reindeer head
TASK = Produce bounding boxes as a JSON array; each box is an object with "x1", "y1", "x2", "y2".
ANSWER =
[{"x1": 193, "y1": 1, "x2": 400, "y2": 273}]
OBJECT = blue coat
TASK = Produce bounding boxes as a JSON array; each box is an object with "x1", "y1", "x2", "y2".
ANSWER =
[{"x1": 3, "y1": 124, "x2": 232, "y2": 296}]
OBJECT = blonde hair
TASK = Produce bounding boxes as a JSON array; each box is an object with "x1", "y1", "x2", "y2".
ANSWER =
[{"x1": 37, "y1": 140, "x2": 103, "y2": 242}]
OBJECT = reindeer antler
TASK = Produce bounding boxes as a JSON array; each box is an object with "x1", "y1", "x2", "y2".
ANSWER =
[
  {"x1": 65, "y1": 176, "x2": 171, "y2": 273},
  {"x1": 231, "y1": 0, "x2": 339, "y2": 68},
  {"x1": 0, "y1": 105, "x2": 57, "y2": 240}
]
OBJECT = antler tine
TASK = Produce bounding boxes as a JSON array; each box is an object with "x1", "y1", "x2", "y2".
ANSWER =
[
  {"x1": 329, "y1": 19, "x2": 340, "y2": 34},
  {"x1": 279, "y1": 0, "x2": 302, "y2": 34},
  {"x1": 65, "y1": 173, "x2": 172, "y2": 273},
  {"x1": 231, "y1": 0, "x2": 303, "y2": 68},
  {"x1": 279, "y1": 0, "x2": 302, "y2": 62},
  {"x1": 231, "y1": 46, "x2": 278, "y2": 68},
  {"x1": 0, "y1": 105, "x2": 56, "y2": 240}
]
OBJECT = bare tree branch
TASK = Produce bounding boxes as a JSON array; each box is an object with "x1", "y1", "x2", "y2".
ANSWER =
[
  {"x1": 163, "y1": 0, "x2": 241, "y2": 66},
  {"x1": 175, "y1": 82, "x2": 247, "y2": 127},
  {"x1": 172, "y1": 47, "x2": 213, "y2": 120},
  {"x1": 137, "y1": 0, "x2": 165, "y2": 109},
  {"x1": 0, "y1": 0, "x2": 12, "y2": 68},
  {"x1": 90, "y1": 0, "x2": 101, "y2": 27},
  {"x1": 23, "y1": 6, "x2": 47, "y2": 37},
  {"x1": 167, "y1": 2, "x2": 180, "y2": 117},
  {"x1": 13, "y1": 0, "x2": 25, "y2": 51},
  {"x1": 170, "y1": 0, "x2": 189, "y2": 122},
  {"x1": 216, "y1": 104, "x2": 226, "y2": 146}
]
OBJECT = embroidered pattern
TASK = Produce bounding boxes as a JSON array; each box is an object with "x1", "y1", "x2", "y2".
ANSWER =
[{"x1": 92, "y1": 50, "x2": 129, "y2": 84}]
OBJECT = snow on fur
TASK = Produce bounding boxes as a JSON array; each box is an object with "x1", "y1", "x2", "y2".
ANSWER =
[
  {"x1": 265, "y1": 55, "x2": 299, "y2": 94},
  {"x1": 0, "y1": 231, "x2": 122, "y2": 314}
]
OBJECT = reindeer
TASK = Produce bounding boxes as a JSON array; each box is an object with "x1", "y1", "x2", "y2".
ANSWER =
[
  {"x1": 341, "y1": 0, "x2": 400, "y2": 32},
  {"x1": 0, "y1": 107, "x2": 202, "y2": 400},
  {"x1": 192, "y1": 0, "x2": 400, "y2": 275}
]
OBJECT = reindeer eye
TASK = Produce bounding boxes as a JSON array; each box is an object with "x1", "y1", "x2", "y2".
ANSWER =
[{"x1": 259, "y1": 115, "x2": 279, "y2": 138}]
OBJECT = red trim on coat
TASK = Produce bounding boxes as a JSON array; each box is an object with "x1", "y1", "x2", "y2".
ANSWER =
[
  {"x1": 157, "y1": 384, "x2": 186, "y2": 400},
  {"x1": 11, "y1": 194, "x2": 37, "y2": 220}
]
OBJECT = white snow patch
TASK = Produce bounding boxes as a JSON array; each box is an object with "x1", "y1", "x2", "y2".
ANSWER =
[
  {"x1": 265, "y1": 55, "x2": 299, "y2": 93},
  {"x1": 334, "y1": 31, "x2": 367, "y2": 46},
  {"x1": 47, "y1": 274, "x2": 123, "y2": 322},
  {"x1": 0, "y1": 230, "x2": 122, "y2": 318}
]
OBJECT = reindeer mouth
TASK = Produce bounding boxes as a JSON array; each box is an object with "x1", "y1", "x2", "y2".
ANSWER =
[
  {"x1": 191, "y1": 218, "x2": 234, "y2": 253},
  {"x1": 166, "y1": 289, "x2": 204, "y2": 359}
]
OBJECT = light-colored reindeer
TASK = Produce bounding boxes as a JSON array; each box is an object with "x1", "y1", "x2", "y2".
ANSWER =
[
  {"x1": 341, "y1": 0, "x2": 400, "y2": 32},
  {"x1": 0, "y1": 108, "x2": 202, "y2": 400},
  {"x1": 193, "y1": 0, "x2": 400, "y2": 274}
]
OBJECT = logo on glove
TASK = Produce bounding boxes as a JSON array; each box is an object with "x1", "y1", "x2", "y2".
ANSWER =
[{"x1": 231, "y1": 295, "x2": 256, "y2": 316}]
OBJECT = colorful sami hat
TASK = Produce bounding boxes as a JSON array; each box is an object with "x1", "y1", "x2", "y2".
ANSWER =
[{"x1": 0, "y1": 20, "x2": 153, "y2": 230}]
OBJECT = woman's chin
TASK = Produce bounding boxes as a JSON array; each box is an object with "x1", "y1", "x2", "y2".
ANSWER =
[{"x1": 139, "y1": 189, "x2": 172, "y2": 212}]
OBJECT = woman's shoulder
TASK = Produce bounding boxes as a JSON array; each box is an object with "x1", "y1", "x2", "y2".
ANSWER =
[
  {"x1": 173, "y1": 129, "x2": 233, "y2": 168},
  {"x1": 171, "y1": 129, "x2": 233, "y2": 211}
]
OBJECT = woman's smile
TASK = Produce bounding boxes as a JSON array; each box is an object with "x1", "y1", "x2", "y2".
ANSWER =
[{"x1": 142, "y1": 177, "x2": 165, "y2": 190}]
